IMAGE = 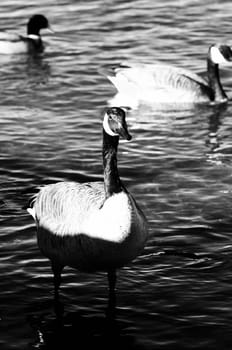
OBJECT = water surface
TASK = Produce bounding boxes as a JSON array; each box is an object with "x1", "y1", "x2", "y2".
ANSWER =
[{"x1": 1, "y1": 1, "x2": 232, "y2": 349}]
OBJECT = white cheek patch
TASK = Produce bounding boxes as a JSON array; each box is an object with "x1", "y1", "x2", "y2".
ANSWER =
[
  {"x1": 27, "y1": 34, "x2": 40, "y2": 40},
  {"x1": 210, "y1": 46, "x2": 227, "y2": 64},
  {"x1": 103, "y1": 113, "x2": 118, "y2": 136}
]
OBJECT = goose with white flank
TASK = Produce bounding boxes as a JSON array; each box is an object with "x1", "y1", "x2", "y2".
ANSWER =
[
  {"x1": 0, "y1": 14, "x2": 52, "y2": 54},
  {"x1": 27, "y1": 107, "x2": 148, "y2": 298},
  {"x1": 106, "y1": 44, "x2": 232, "y2": 106}
]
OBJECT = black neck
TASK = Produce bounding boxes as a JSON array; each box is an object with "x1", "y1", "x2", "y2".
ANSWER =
[
  {"x1": 102, "y1": 129, "x2": 123, "y2": 199},
  {"x1": 207, "y1": 58, "x2": 227, "y2": 101}
]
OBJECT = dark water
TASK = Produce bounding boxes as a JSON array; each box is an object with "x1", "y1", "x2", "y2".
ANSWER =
[{"x1": 1, "y1": 1, "x2": 232, "y2": 349}]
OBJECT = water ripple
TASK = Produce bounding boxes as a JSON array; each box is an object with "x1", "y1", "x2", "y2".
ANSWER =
[{"x1": 1, "y1": 0, "x2": 232, "y2": 349}]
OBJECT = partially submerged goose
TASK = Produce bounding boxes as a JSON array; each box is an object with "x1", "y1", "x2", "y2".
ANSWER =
[
  {"x1": 106, "y1": 44, "x2": 232, "y2": 106},
  {"x1": 0, "y1": 14, "x2": 51, "y2": 54},
  {"x1": 27, "y1": 107, "x2": 148, "y2": 297}
]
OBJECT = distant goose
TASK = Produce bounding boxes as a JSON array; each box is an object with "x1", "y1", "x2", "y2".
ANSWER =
[
  {"x1": 106, "y1": 44, "x2": 232, "y2": 106},
  {"x1": 0, "y1": 14, "x2": 51, "y2": 54},
  {"x1": 27, "y1": 107, "x2": 148, "y2": 297}
]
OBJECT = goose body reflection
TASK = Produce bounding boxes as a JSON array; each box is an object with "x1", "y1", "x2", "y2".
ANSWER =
[
  {"x1": 0, "y1": 14, "x2": 51, "y2": 54},
  {"x1": 27, "y1": 107, "x2": 148, "y2": 297},
  {"x1": 106, "y1": 44, "x2": 232, "y2": 107}
]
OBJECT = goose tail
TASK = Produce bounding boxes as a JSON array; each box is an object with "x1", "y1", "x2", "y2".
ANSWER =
[
  {"x1": 25, "y1": 193, "x2": 37, "y2": 220},
  {"x1": 101, "y1": 64, "x2": 134, "y2": 95},
  {"x1": 22, "y1": 185, "x2": 44, "y2": 220},
  {"x1": 99, "y1": 63, "x2": 130, "y2": 78},
  {"x1": 27, "y1": 207, "x2": 36, "y2": 220}
]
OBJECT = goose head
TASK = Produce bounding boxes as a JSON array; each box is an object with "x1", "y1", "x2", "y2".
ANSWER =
[
  {"x1": 27, "y1": 14, "x2": 50, "y2": 36},
  {"x1": 209, "y1": 44, "x2": 232, "y2": 65},
  {"x1": 103, "y1": 107, "x2": 132, "y2": 140}
]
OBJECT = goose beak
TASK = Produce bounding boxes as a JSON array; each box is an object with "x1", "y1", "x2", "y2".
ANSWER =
[
  {"x1": 224, "y1": 57, "x2": 232, "y2": 66},
  {"x1": 118, "y1": 125, "x2": 132, "y2": 141},
  {"x1": 221, "y1": 46, "x2": 232, "y2": 65},
  {"x1": 225, "y1": 48, "x2": 232, "y2": 63},
  {"x1": 47, "y1": 26, "x2": 55, "y2": 34}
]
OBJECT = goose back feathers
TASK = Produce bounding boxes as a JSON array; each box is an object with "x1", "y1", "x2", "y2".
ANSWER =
[{"x1": 106, "y1": 44, "x2": 232, "y2": 106}]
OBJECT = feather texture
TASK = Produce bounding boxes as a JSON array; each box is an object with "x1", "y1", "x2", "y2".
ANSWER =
[
  {"x1": 32, "y1": 181, "x2": 146, "y2": 242},
  {"x1": 108, "y1": 62, "x2": 212, "y2": 103},
  {"x1": 27, "y1": 107, "x2": 148, "y2": 286},
  {"x1": 106, "y1": 45, "x2": 232, "y2": 106},
  {"x1": 33, "y1": 182, "x2": 105, "y2": 237}
]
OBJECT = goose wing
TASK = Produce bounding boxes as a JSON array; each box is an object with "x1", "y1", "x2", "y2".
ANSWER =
[
  {"x1": 108, "y1": 62, "x2": 213, "y2": 101},
  {"x1": 28, "y1": 181, "x2": 105, "y2": 235}
]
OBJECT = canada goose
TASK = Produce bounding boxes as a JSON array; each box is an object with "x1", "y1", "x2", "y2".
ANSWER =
[
  {"x1": 106, "y1": 44, "x2": 232, "y2": 106},
  {"x1": 27, "y1": 107, "x2": 148, "y2": 298},
  {"x1": 0, "y1": 14, "x2": 52, "y2": 54}
]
